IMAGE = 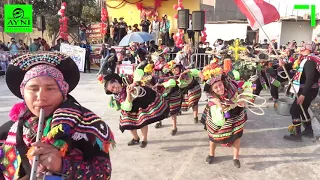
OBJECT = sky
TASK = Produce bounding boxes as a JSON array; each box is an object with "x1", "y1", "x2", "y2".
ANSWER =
[{"x1": 267, "y1": 0, "x2": 320, "y2": 16}]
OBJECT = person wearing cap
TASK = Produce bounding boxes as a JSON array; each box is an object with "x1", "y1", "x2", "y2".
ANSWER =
[
  {"x1": 279, "y1": 41, "x2": 320, "y2": 141},
  {"x1": 0, "y1": 53, "x2": 115, "y2": 179},
  {"x1": 118, "y1": 17, "x2": 127, "y2": 44}
]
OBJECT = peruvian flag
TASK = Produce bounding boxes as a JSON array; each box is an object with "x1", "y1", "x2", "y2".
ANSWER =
[{"x1": 234, "y1": 0, "x2": 280, "y2": 30}]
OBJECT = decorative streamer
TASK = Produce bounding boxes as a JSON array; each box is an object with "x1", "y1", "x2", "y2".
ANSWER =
[{"x1": 58, "y1": 2, "x2": 68, "y2": 41}]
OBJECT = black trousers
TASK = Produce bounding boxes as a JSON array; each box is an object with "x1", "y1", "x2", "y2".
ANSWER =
[
  {"x1": 290, "y1": 88, "x2": 318, "y2": 124},
  {"x1": 269, "y1": 70, "x2": 295, "y2": 99},
  {"x1": 187, "y1": 30, "x2": 195, "y2": 45},
  {"x1": 84, "y1": 56, "x2": 91, "y2": 73},
  {"x1": 270, "y1": 75, "x2": 290, "y2": 100},
  {"x1": 162, "y1": 32, "x2": 169, "y2": 46},
  {"x1": 253, "y1": 72, "x2": 269, "y2": 96}
]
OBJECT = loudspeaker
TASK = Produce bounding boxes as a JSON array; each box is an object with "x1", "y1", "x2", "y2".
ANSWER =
[
  {"x1": 178, "y1": 9, "x2": 189, "y2": 29},
  {"x1": 36, "y1": 16, "x2": 46, "y2": 31},
  {"x1": 192, "y1": 11, "x2": 205, "y2": 31}
]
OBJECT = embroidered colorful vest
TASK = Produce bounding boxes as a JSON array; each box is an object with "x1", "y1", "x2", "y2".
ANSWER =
[{"x1": 291, "y1": 55, "x2": 320, "y2": 93}]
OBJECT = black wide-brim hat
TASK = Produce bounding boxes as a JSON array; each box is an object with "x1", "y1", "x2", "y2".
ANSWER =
[
  {"x1": 6, "y1": 52, "x2": 80, "y2": 99},
  {"x1": 103, "y1": 73, "x2": 122, "y2": 95}
]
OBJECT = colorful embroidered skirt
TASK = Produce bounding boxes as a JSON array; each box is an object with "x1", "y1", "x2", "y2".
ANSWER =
[
  {"x1": 181, "y1": 81, "x2": 202, "y2": 111},
  {"x1": 165, "y1": 86, "x2": 182, "y2": 116},
  {"x1": 119, "y1": 88, "x2": 170, "y2": 132},
  {"x1": 201, "y1": 104, "x2": 247, "y2": 144}
]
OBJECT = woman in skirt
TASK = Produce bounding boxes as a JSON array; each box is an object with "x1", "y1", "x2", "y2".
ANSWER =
[
  {"x1": 153, "y1": 61, "x2": 182, "y2": 135},
  {"x1": 200, "y1": 66, "x2": 247, "y2": 168},
  {"x1": 104, "y1": 70, "x2": 169, "y2": 148},
  {"x1": 172, "y1": 63, "x2": 202, "y2": 123}
]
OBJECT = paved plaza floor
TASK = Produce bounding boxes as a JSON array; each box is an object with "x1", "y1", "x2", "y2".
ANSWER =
[{"x1": 0, "y1": 73, "x2": 320, "y2": 180}]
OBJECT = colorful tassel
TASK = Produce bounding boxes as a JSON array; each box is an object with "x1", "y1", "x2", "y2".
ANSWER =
[
  {"x1": 9, "y1": 102, "x2": 26, "y2": 122},
  {"x1": 47, "y1": 124, "x2": 64, "y2": 139}
]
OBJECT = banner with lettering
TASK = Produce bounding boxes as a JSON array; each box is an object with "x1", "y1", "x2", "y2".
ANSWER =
[
  {"x1": 60, "y1": 43, "x2": 86, "y2": 72},
  {"x1": 118, "y1": 64, "x2": 135, "y2": 75}
]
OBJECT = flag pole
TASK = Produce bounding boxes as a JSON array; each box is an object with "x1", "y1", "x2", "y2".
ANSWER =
[{"x1": 241, "y1": 0, "x2": 308, "y2": 121}]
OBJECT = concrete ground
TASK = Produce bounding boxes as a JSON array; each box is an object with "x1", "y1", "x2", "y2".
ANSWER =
[{"x1": 0, "y1": 73, "x2": 320, "y2": 180}]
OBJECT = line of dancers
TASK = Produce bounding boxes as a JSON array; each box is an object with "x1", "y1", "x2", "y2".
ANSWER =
[{"x1": 99, "y1": 41, "x2": 320, "y2": 169}]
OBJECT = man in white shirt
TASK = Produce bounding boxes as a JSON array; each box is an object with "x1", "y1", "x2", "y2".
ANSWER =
[
  {"x1": 186, "y1": 14, "x2": 194, "y2": 46},
  {"x1": 151, "y1": 15, "x2": 160, "y2": 45}
]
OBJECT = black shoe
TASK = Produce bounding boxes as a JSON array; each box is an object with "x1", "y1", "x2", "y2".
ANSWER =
[
  {"x1": 127, "y1": 138, "x2": 140, "y2": 146},
  {"x1": 155, "y1": 121, "x2": 162, "y2": 129},
  {"x1": 233, "y1": 159, "x2": 241, "y2": 168},
  {"x1": 302, "y1": 129, "x2": 314, "y2": 138},
  {"x1": 140, "y1": 141, "x2": 147, "y2": 148},
  {"x1": 194, "y1": 117, "x2": 199, "y2": 123},
  {"x1": 206, "y1": 155, "x2": 214, "y2": 164},
  {"x1": 178, "y1": 111, "x2": 182, "y2": 115},
  {"x1": 171, "y1": 128, "x2": 178, "y2": 135},
  {"x1": 283, "y1": 134, "x2": 302, "y2": 142}
]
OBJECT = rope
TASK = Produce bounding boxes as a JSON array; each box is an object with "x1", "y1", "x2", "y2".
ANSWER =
[
  {"x1": 236, "y1": 93, "x2": 266, "y2": 116},
  {"x1": 277, "y1": 71, "x2": 287, "y2": 79},
  {"x1": 248, "y1": 75, "x2": 259, "y2": 82},
  {"x1": 122, "y1": 77, "x2": 146, "y2": 98}
]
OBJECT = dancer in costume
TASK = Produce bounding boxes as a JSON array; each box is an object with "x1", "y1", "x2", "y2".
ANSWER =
[
  {"x1": 200, "y1": 66, "x2": 248, "y2": 168},
  {"x1": 153, "y1": 61, "x2": 182, "y2": 135},
  {"x1": 0, "y1": 53, "x2": 115, "y2": 179},
  {"x1": 152, "y1": 51, "x2": 167, "y2": 78},
  {"x1": 280, "y1": 42, "x2": 320, "y2": 141},
  {"x1": 252, "y1": 53, "x2": 270, "y2": 101},
  {"x1": 104, "y1": 70, "x2": 169, "y2": 148},
  {"x1": 171, "y1": 63, "x2": 201, "y2": 123}
]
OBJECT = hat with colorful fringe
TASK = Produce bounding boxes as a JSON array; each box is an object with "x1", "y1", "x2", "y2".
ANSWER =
[{"x1": 6, "y1": 52, "x2": 80, "y2": 99}]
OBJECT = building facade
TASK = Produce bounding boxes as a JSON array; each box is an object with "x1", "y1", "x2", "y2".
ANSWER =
[
  {"x1": 106, "y1": 0, "x2": 201, "y2": 33},
  {"x1": 201, "y1": 0, "x2": 246, "y2": 22}
]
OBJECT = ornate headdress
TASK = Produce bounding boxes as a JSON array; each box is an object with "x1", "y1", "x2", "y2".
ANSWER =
[
  {"x1": 200, "y1": 62, "x2": 224, "y2": 85},
  {"x1": 162, "y1": 60, "x2": 182, "y2": 74}
]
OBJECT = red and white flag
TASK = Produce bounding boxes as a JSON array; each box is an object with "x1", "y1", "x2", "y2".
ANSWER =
[{"x1": 234, "y1": 0, "x2": 280, "y2": 30}]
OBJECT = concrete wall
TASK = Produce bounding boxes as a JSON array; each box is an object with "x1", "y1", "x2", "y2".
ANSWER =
[
  {"x1": 258, "y1": 22, "x2": 282, "y2": 44},
  {"x1": 202, "y1": 0, "x2": 245, "y2": 22},
  {"x1": 312, "y1": 21, "x2": 320, "y2": 42},
  {"x1": 279, "y1": 21, "x2": 313, "y2": 46},
  {"x1": 205, "y1": 23, "x2": 247, "y2": 45}
]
